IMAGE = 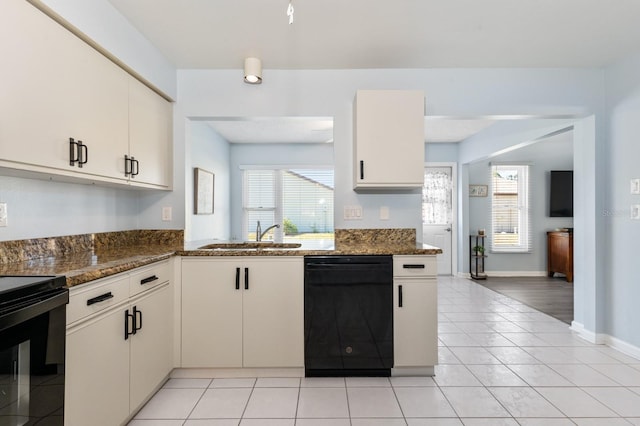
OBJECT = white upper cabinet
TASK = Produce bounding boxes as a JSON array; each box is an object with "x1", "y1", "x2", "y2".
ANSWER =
[
  {"x1": 0, "y1": 0, "x2": 128, "y2": 181},
  {"x1": 128, "y1": 78, "x2": 173, "y2": 189},
  {"x1": 0, "y1": 0, "x2": 172, "y2": 189},
  {"x1": 353, "y1": 90, "x2": 425, "y2": 190}
]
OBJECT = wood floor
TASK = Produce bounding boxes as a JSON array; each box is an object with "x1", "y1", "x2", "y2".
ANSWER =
[{"x1": 475, "y1": 276, "x2": 574, "y2": 324}]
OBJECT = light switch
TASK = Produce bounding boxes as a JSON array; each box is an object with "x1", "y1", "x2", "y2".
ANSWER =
[
  {"x1": 344, "y1": 205, "x2": 363, "y2": 220},
  {"x1": 631, "y1": 179, "x2": 640, "y2": 195},
  {"x1": 632, "y1": 205, "x2": 640, "y2": 220},
  {"x1": 380, "y1": 206, "x2": 389, "y2": 220},
  {"x1": 162, "y1": 206, "x2": 172, "y2": 221}
]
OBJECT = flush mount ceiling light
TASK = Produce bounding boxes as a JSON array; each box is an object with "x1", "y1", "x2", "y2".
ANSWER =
[{"x1": 244, "y1": 57, "x2": 262, "y2": 84}]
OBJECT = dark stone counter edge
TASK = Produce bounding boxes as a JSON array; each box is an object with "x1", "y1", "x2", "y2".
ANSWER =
[{"x1": 4, "y1": 247, "x2": 442, "y2": 288}]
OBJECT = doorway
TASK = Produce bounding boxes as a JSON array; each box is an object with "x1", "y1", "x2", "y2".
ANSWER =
[{"x1": 422, "y1": 164, "x2": 457, "y2": 275}]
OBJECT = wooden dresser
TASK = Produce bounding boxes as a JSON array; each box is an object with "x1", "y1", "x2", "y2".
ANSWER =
[{"x1": 547, "y1": 231, "x2": 573, "y2": 282}]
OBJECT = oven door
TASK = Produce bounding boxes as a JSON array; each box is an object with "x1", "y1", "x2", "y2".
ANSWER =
[{"x1": 0, "y1": 292, "x2": 67, "y2": 426}]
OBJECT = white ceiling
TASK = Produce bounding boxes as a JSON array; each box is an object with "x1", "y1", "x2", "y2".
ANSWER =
[
  {"x1": 206, "y1": 117, "x2": 497, "y2": 144},
  {"x1": 107, "y1": 0, "x2": 640, "y2": 143},
  {"x1": 107, "y1": 0, "x2": 640, "y2": 70}
]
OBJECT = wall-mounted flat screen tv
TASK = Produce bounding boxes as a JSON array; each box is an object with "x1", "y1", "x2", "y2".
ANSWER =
[{"x1": 550, "y1": 170, "x2": 573, "y2": 217}]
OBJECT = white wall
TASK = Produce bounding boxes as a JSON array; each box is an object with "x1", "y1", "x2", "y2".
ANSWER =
[
  {"x1": 466, "y1": 131, "x2": 574, "y2": 274},
  {"x1": 0, "y1": 175, "x2": 139, "y2": 240},
  {"x1": 425, "y1": 143, "x2": 459, "y2": 163},
  {"x1": 172, "y1": 68, "x2": 603, "y2": 240},
  {"x1": 602, "y1": 52, "x2": 640, "y2": 348},
  {"x1": 186, "y1": 122, "x2": 231, "y2": 242}
]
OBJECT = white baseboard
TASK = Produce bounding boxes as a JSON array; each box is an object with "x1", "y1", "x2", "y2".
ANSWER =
[
  {"x1": 456, "y1": 271, "x2": 548, "y2": 278},
  {"x1": 570, "y1": 321, "x2": 599, "y2": 343},
  {"x1": 601, "y1": 334, "x2": 640, "y2": 360},
  {"x1": 571, "y1": 321, "x2": 640, "y2": 361},
  {"x1": 171, "y1": 367, "x2": 304, "y2": 378},
  {"x1": 484, "y1": 270, "x2": 548, "y2": 277}
]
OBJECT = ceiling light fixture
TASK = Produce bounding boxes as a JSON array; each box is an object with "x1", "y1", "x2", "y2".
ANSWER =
[
  {"x1": 243, "y1": 57, "x2": 262, "y2": 84},
  {"x1": 287, "y1": 1, "x2": 294, "y2": 24}
]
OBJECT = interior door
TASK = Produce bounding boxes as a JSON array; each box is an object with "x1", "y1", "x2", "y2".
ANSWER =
[{"x1": 422, "y1": 166, "x2": 454, "y2": 275}]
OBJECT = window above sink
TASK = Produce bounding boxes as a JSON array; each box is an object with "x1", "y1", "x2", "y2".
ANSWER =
[{"x1": 242, "y1": 168, "x2": 334, "y2": 250}]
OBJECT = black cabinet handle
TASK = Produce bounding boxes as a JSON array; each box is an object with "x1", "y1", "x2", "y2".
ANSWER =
[
  {"x1": 359, "y1": 160, "x2": 364, "y2": 180},
  {"x1": 124, "y1": 155, "x2": 132, "y2": 177},
  {"x1": 69, "y1": 138, "x2": 79, "y2": 166},
  {"x1": 86, "y1": 292, "x2": 113, "y2": 306},
  {"x1": 244, "y1": 267, "x2": 249, "y2": 290},
  {"x1": 78, "y1": 141, "x2": 88, "y2": 168},
  {"x1": 398, "y1": 285, "x2": 403, "y2": 308},
  {"x1": 235, "y1": 267, "x2": 240, "y2": 290},
  {"x1": 133, "y1": 306, "x2": 142, "y2": 333},
  {"x1": 140, "y1": 275, "x2": 158, "y2": 285},
  {"x1": 131, "y1": 157, "x2": 139, "y2": 177},
  {"x1": 403, "y1": 264, "x2": 425, "y2": 269},
  {"x1": 124, "y1": 309, "x2": 134, "y2": 340}
]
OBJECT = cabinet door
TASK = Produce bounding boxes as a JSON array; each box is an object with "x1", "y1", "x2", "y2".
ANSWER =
[
  {"x1": 354, "y1": 90, "x2": 424, "y2": 189},
  {"x1": 130, "y1": 283, "x2": 173, "y2": 411},
  {"x1": 393, "y1": 278, "x2": 438, "y2": 367},
  {"x1": 181, "y1": 259, "x2": 243, "y2": 367},
  {"x1": 65, "y1": 307, "x2": 130, "y2": 426},
  {"x1": 128, "y1": 78, "x2": 172, "y2": 188},
  {"x1": 242, "y1": 257, "x2": 304, "y2": 367},
  {"x1": 0, "y1": 0, "x2": 128, "y2": 180}
]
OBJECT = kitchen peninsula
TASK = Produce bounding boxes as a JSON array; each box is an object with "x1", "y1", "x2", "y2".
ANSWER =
[{"x1": 0, "y1": 228, "x2": 441, "y2": 425}]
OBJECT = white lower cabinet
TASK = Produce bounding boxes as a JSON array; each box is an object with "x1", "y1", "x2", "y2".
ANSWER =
[
  {"x1": 65, "y1": 261, "x2": 173, "y2": 426},
  {"x1": 65, "y1": 284, "x2": 130, "y2": 426},
  {"x1": 181, "y1": 257, "x2": 303, "y2": 368},
  {"x1": 393, "y1": 255, "x2": 438, "y2": 369},
  {"x1": 129, "y1": 284, "x2": 173, "y2": 410}
]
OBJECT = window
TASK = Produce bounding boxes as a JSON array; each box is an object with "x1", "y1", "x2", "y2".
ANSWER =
[
  {"x1": 422, "y1": 167, "x2": 452, "y2": 225},
  {"x1": 490, "y1": 164, "x2": 531, "y2": 252},
  {"x1": 243, "y1": 168, "x2": 334, "y2": 249}
]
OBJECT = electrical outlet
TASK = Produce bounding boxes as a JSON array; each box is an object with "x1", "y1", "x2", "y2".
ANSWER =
[
  {"x1": 162, "y1": 206, "x2": 172, "y2": 221},
  {"x1": 0, "y1": 203, "x2": 7, "y2": 227}
]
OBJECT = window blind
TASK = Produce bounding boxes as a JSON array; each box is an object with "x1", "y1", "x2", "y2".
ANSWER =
[{"x1": 243, "y1": 168, "x2": 334, "y2": 241}]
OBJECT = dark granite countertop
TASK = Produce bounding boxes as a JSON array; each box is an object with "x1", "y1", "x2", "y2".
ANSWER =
[
  {"x1": 0, "y1": 245, "x2": 178, "y2": 287},
  {"x1": 0, "y1": 229, "x2": 442, "y2": 287}
]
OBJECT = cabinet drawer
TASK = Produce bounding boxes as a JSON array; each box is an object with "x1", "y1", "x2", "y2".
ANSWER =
[
  {"x1": 129, "y1": 260, "x2": 170, "y2": 296},
  {"x1": 67, "y1": 275, "x2": 129, "y2": 325},
  {"x1": 393, "y1": 256, "x2": 436, "y2": 277}
]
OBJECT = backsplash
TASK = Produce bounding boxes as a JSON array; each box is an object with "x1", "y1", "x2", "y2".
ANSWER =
[
  {"x1": 0, "y1": 230, "x2": 183, "y2": 264},
  {"x1": 335, "y1": 228, "x2": 416, "y2": 251}
]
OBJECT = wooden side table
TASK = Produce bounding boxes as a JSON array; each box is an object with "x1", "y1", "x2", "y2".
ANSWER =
[{"x1": 547, "y1": 231, "x2": 573, "y2": 282}]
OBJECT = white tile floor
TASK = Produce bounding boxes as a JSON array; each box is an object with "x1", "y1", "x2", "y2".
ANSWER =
[{"x1": 129, "y1": 276, "x2": 640, "y2": 426}]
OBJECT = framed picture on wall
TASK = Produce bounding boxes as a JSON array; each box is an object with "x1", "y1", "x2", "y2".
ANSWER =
[
  {"x1": 194, "y1": 167, "x2": 214, "y2": 214},
  {"x1": 469, "y1": 184, "x2": 488, "y2": 197}
]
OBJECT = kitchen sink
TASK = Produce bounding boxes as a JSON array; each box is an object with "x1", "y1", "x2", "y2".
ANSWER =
[{"x1": 197, "y1": 242, "x2": 302, "y2": 250}]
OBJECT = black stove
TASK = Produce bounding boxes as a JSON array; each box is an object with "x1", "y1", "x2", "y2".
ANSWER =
[
  {"x1": 0, "y1": 275, "x2": 69, "y2": 425},
  {"x1": 0, "y1": 275, "x2": 68, "y2": 332}
]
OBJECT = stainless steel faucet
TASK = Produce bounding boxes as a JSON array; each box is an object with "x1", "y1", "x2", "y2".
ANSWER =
[{"x1": 256, "y1": 220, "x2": 280, "y2": 241}]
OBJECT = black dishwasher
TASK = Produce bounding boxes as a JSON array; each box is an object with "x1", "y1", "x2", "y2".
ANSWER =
[{"x1": 304, "y1": 255, "x2": 393, "y2": 377}]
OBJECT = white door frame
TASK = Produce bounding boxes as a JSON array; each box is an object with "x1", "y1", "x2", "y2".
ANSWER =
[{"x1": 424, "y1": 162, "x2": 458, "y2": 276}]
